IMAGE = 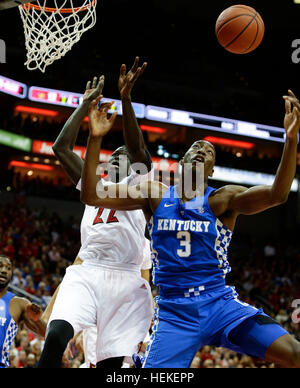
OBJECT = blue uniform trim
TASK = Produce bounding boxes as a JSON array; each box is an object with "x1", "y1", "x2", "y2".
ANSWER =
[{"x1": 0, "y1": 292, "x2": 18, "y2": 368}]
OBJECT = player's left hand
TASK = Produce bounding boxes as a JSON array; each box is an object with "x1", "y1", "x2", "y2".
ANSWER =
[
  {"x1": 26, "y1": 303, "x2": 43, "y2": 322},
  {"x1": 118, "y1": 57, "x2": 147, "y2": 99},
  {"x1": 283, "y1": 90, "x2": 300, "y2": 139},
  {"x1": 83, "y1": 75, "x2": 105, "y2": 103},
  {"x1": 88, "y1": 97, "x2": 118, "y2": 137}
]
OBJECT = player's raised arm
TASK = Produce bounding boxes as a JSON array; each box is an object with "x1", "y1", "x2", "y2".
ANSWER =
[
  {"x1": 227, "y1": 90, "x2": 300, "y2": 215},
  {"x1": 52, "y1": 75, "x2": 104, "y2": 185},
  {"x1": 119, "y1": 57, "x2": 152, "y2": 171},
  {"x1": 80, "y1": 96, "x2": 153, "y2": 211}
]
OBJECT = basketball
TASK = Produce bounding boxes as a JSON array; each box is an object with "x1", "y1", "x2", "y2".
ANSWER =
[{"x1": 216, "y1": 5, "x2": 265, "y2": 54}]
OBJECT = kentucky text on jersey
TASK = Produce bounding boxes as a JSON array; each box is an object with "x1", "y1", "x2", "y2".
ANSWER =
[
  {"x1": 157, "y1": 219, "x2": 210, "y2": 233},
  {"x1": 149, "y1": 186, "x2": 233, "y2": 293}
]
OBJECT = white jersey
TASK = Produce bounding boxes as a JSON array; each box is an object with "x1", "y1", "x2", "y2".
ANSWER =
[
  {"x1": 76, "y1": 171, "x2": 150, "y2": 271},
  {"x1": 140, "y1": 238, "x2": 152, "y2": 270}
]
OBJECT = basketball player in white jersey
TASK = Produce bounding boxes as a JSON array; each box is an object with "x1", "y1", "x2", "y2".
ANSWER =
[
  {"x1": 74, "y1": 239, "x2": 152, "y2": 368},
  {"x1": 38, "y1": 58, "x2": 154, "y2": 368}
]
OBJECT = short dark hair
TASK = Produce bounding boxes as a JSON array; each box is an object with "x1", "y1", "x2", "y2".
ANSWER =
[{"x1": 0, "y1": 255, "x2": 12, "y2": 265}]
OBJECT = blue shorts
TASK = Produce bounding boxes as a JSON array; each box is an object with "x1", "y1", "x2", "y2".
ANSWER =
[{"x1": 143, "y1": 286, "x2": 288, "y2": 368}]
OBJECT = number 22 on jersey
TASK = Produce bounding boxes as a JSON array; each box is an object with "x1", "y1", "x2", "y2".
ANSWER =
[{"x1": 93, "y1": 208, "x2": 119, "y2": 225}]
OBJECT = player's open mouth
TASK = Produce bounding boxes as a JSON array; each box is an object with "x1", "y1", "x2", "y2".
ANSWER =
[
  {"x1": 0, "y1": 276, "x2": 7, "y2": 282},
  {"x1": 193, "y1": 156, "x2": 205, "y2": 163}
]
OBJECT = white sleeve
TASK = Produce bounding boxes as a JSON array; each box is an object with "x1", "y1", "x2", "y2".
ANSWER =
[
  {"x1": 76, "y1": 179, "x2": 82, "y2": 191},
  {"x1": 127, "y1": 167, "x2": 155, "y2": 187},
  {"x1": 77, "y1": 177, "x2": 111, "y2": 193},
  {"x1": 141, "y1": 239, "x2": 152, "y2": 270}
]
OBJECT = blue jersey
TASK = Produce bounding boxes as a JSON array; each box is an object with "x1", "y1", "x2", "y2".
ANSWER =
[
  {"x1": 148, "y1": 185, "x2": 233, "y2": 293},
  {"x1": 0, "y1": 292, "x2": 18, "y2": 368}
]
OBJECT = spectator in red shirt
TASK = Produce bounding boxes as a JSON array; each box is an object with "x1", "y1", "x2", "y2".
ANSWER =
[{"x1": 3, "y1": 239, "x2": 15, "y2": 260}]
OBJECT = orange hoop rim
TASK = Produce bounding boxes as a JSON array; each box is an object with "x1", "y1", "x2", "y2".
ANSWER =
[{"x1": 21, "y1": 0, "x2": 96, "y2": 13}]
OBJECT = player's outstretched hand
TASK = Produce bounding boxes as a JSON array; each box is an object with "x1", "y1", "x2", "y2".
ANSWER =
[
  {"x1": 26, "y1": 303, "x2": 43, "y2": 322},
  {"x1": 83, "y1": 75, "x2": 105, "y2": 103},
  {"x1": 88, "y1": 97, "x2": 118, "y2": 138},
  {"x1": 283, "y1": 90, "x2": 300, "y2": 139},
  {"x1": 119, "y1": 56, "x2": 147, "y2": 99}
]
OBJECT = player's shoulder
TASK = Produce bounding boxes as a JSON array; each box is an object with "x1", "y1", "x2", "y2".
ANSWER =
[
  {"x1": 214, "y1": 184, "x2": 249, "y2": 198},
  {"x1": 139, "y1": 180, "x2": 169, "y2": 196}
]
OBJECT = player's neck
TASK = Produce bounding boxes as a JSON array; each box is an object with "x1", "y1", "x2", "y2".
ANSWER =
[
  {"x1": 177, "y1": 177, "x2": 209, "y2": 203},
  {"x1": 0, "y1": 287, "x2": 8, "y2": 299}
]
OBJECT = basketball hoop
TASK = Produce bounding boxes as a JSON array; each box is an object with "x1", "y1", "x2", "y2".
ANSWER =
[{"x1": 19, "y1": 0, "x2": 97, "y2": 72}]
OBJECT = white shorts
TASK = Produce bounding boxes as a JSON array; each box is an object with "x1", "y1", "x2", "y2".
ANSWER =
[
  {"x1": 83, "y1": 327, "x2": 97, "y2": 367},
  {"x1": 49, "y1": 262, "x2": 153, "y2": 363}
]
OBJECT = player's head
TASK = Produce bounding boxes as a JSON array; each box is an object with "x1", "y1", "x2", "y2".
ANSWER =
[
  {"x1": 180, "y1": 140, "x2": 216, "y2": 180},
  {"x1": 107, "y1": 145, "x2": 131, "y2": 183},
  {"x1": 0, "y1": 255, "x2": 13, "y2": 290}
]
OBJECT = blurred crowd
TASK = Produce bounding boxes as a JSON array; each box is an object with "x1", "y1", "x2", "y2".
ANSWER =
[
  {"x1": 0, "y1": 195, "x2": 299, "y2": 368},
  {"x1": 1, "y1": 168, "x2": 80, "y2": 201}
]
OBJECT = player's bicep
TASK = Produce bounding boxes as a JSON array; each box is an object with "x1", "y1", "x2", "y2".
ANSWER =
[
  {"x1": 229, "y1": 185, "x2": 278, "y2": 215},
  {"x1": 17, "y1": 298, "x2": 30, "y2": 322}
]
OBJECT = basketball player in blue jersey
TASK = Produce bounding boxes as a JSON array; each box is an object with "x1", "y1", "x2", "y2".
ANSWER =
[
  {"x1": 0, "y1": 255, "x2": 46, "y2": 368},
  {"x1": 81, "y1": 89, "x2": 300, "y2": 368}
]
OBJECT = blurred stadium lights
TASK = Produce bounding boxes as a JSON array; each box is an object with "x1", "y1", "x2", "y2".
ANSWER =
[
  {"x1": 0, "y1": 74, "x2": 288, "y2": 144},
  {"x1": 9, "y1": 160, "x2": 54, "y2": 171},
  {"x1": 15, "y1": 105, "x2": 59, "y2": 117},
  {"x1": 204, "y1": 136, "x2": 254, "y2": 150}
]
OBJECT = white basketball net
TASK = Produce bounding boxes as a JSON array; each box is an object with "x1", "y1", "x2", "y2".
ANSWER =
[{"x1": 19, "y1": 0, "x2": 97, "y2": 72}]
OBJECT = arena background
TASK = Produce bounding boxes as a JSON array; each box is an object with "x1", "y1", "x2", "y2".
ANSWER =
[{"x1": 0, "y1": 0, "x2": 299, "y2": 368}]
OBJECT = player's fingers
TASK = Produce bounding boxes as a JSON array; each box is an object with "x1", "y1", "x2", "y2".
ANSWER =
[
  {"x1": 99, "y1": 102, "x2": 112, "y2": 112},
  {"x1": 92, "y1": 76, "x2": 98, "y2": 89},
  {"x1": 91, "y1": 95, "x2": 103, "y2": 108},
  {"x1": 109, "y1": 111, "x2": 118, "y2": 124},
  {"x1": 285, "y1": 99, "x2": 292, "y2": 114},
  {"x1": 96, "y1": 76, "x2": 105, "y2": 91},
  {"x1": 86, "y1": 80, "x2": 91, "y2": 90},
  {"x1": 139, "y1": 62, "x2": 147, "y2": 76},
  {"x1": 130, "y1": 68, "x2": 141, "y2": 84},
  {"x1": 104, "y1": 102, "x2": 114, "y2": 113},
  {"x1": 130, "y1": 56, "x2": 139, "y2": 73},
  {"x1": 293, "y1": 106, "x2": 300, "y2": 119},
  {"x1": 291, "y1": 98, "x2": 300, "y2": 113},
  {"x1": 120, "y1": 64, "x2": 126, "y2": 76},
  {"x1": 283, "y1": 96, "x2": 300, "y2": 109},
  {"x1": 96, "y1": 95, "x2": 103, "y2": 105}
]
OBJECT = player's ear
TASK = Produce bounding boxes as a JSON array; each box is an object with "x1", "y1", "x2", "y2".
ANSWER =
[{"x1": 209, "y1": 169, "x2": 214, "y2": 178}]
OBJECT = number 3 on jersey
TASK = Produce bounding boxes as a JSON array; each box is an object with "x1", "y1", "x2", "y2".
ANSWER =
[
  {"x1": 177, "y1": 231, "x2": 191, "y2": 258},
  {"x1": 93, "y1": 208, "x2": 119, "y2": 225}
]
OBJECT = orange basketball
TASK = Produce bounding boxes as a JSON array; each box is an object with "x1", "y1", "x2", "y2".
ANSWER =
[{"x1": 216, "y1": 5, "x2": 265, "y2": 54}]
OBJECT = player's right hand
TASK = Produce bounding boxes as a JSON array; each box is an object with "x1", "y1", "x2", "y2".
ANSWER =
[
  {"x1": 88, "y1": 97, "x2": 118, "y2": 138},
  {"x1": 26, "y1": 303, "x2": 43, "y2": 322},
  {"x1": 283, "y1": 90, "x2": 300, "y2": 139}
]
